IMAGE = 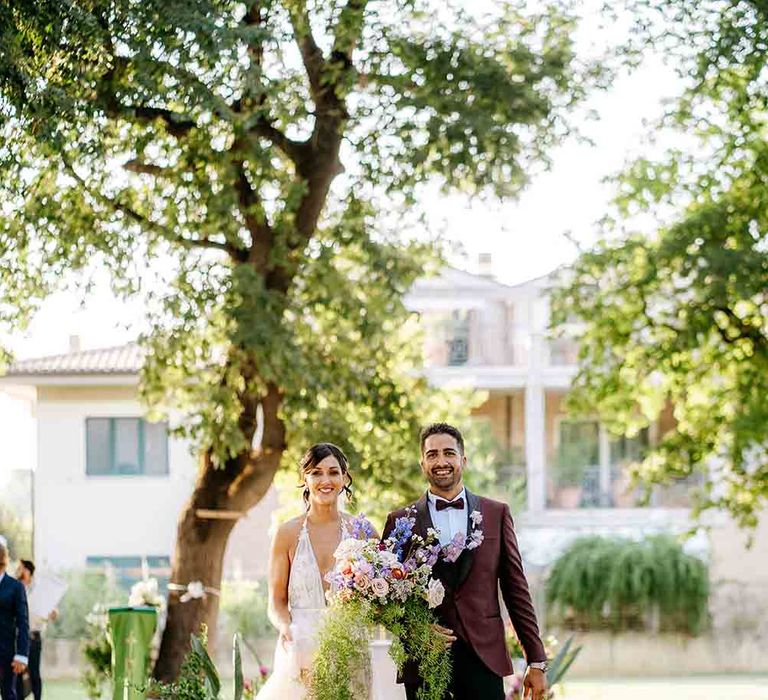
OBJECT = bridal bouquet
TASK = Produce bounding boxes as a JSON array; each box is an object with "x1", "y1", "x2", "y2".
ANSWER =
[{"x1": 309, "y1": 512, "x2": 451, "y2": 700}]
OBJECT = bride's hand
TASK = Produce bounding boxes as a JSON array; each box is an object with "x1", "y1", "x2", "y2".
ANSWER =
[{"x1": 279, "y1": 621, "x2": 293, "y2": 648}]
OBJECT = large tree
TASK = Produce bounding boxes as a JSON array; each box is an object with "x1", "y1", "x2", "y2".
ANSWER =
[
  {"x1": 552, "y1": 0, "x2": 768, "y2": 529},
  {"x1": 0, "y1": 0, "x2": 596, "y2": 676}
]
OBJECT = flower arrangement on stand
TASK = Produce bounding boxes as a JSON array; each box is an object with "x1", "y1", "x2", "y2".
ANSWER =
[
  {"x1": 129, "y1": 576, "x2": 166, "y2": 671},
  {"x1": 80, "y1": 576, "x2": 167, "y2": 699},
  {"x1": 81, "y1": 603, "x2": 112, "y2": 700},
  {"x1": 129, "y1": 577, "x2": 165, "y2": 608},
  {"x1": 309, "y1": 512, "x2": 451, "y2": 700},
  {"x1": 504, "y1": 629, "x2": 582, "y2": 699}
]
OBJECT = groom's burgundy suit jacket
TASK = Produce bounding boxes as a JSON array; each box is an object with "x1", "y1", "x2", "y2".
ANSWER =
[{"x1": 382, "y1": 490, "x2": 546, "y2": 681}]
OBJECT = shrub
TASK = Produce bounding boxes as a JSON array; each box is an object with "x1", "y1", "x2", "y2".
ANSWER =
[
  {"x1": 545, "y1": 535, "x2": 709, "y2": 635},
  {"x1": 0, "y1": 503, "x2": 32, "y2": 559},
  {"x1": 218, "y1": 579, "x2": 273, "y2": 648}
]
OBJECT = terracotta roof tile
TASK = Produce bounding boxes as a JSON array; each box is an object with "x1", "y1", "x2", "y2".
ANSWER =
[{"x1": 7, "y1": 343, "x2": 143, "y2": 376}]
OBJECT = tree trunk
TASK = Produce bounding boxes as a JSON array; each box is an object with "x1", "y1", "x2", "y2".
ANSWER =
[
  {"x1": 153, "y1": 501, "x2": 236, "y2": 682},
  {"x1": 154, "y1": 386, "x2": 285, "y2": 681}
]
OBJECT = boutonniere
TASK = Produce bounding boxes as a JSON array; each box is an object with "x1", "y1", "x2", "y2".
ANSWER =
[{"x1": 442, "y1": 509, "x2": 484, "y2": 563}]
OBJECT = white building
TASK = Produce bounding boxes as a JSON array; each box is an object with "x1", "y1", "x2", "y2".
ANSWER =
[{"x1": 0, "y1": 342, "x2": 277, "y2": 586}]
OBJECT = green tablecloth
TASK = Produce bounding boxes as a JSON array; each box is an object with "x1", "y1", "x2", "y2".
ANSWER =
[{"x1": 108, "y1": 606, "x2": 157, "y2": 700}]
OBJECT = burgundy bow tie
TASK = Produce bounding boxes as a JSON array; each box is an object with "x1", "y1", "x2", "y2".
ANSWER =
[{"x1": 435, "y1": 497, "x2": 465, "y2": 511}]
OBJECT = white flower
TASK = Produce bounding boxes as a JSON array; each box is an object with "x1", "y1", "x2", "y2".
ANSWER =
[
  {"x1": 335, "y1": 538, "x2": 366, "y2": 560},
  {"x1": 425, "y1": 579, "x2": 445, "y2": 609},
  {"x1": 466, "y1": 531, "x2": 484, "y2": 551},
  {"x1": 377, "y1": 550, "x2": 400, "y2": 568},
  {"x1": 179, "y1": 581, "x2": 206, "y2": 602},
  {"x1": 129, "y1": 578, "x2": 163, "y2": 608},
  {"x1": 370, "y1": 578, "x2": 390, "y2": 598},
  {"x1": 470, "y1": 510, "x2": 483, "y2": 527}
]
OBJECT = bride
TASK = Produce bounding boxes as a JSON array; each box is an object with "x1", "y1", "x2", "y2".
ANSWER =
[{"x1": 257, "y1": 442, "x2": 377, "y2": 698}]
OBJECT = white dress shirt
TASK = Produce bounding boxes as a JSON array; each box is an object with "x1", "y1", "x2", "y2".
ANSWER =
[
  {"x1": 0, "y1": 571, "x2": 29, "y2": 665},
  {"x1": 427, "y1": 488, "x2": 467, "y2": 547}
]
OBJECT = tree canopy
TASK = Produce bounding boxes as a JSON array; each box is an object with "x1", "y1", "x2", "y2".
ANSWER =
[
  {"x1": 0, "y1": 0, "x2": 597, "y2": 675},
  {"x1": 552, "y1": 0, "x2": 768, "y2": 528}
]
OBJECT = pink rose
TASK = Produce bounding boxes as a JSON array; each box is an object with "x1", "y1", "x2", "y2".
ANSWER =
[
  {"x1": 370, "y1": 577, "x2": 389, "y2": 598},
  {"x1": 354, "y1": 573, "x2": 371, "y2": 591}
]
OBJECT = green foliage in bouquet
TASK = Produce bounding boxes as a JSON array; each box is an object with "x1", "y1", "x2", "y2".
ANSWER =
[
  {"x1": 546, "y1": 535, "x2": 709, "y2": 634},
  {"x1": 309, "y1": 597, "x2": 450, "y2": 700},
  {"x1": 308, "y1": 599, "x2": 371, "y2": 700}
]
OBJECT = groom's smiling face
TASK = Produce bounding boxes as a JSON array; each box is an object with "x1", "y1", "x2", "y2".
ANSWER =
[{"x1": 420, "y1": 433, "x2": 466, "y2": 498}]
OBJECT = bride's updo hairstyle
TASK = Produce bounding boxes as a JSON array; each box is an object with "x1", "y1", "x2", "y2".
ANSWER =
[{"x1": 299, "y1": 442, "x2": 354, "y2": 508}]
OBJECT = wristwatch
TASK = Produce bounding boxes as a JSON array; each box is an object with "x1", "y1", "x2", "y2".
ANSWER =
[{"x1": 528, "y1": 661, "x2": 548, "y2": 672}]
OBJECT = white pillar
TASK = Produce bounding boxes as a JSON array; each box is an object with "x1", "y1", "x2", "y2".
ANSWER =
[
  {"x1": 525, "y1": 381, "x2": 546, "y2": 513},
  {"x1": 525, "y1": 289, "x2": 548, "y2": 514}
]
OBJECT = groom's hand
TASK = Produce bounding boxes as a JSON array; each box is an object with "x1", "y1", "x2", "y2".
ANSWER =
[
  {"x1": 523, "y1": 667, "x2": 547, "y2": 700},
  {"x1": 430, "y1": 623, "x2": 456, "y2": 649}
]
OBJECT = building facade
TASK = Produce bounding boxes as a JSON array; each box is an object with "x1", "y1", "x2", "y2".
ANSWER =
[{"x1": 1, "y1": 266, "x2": 766, "y2": 621}]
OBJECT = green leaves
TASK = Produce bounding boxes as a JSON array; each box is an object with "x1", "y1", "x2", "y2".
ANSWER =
[
  {"x1": 0, "y1": 1, "x2": 594, "y2": 508},
  {"x1": 232, "y1": 634, "x2": 243, "y2": 700},
  {"x1": 552, "y1": 1, "x2": 768, "y2": 528}
]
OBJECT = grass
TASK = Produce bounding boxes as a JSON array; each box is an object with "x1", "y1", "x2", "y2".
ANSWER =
[
  {"x1": 45, "y1": 676, "x2": 768, "y2": 700},
  {"x1": 561, "y1": 676, "x2": 768, "y2": 700}
]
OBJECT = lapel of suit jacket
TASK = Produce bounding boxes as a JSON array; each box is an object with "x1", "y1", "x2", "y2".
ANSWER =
[
  {"x1": 414, "y1": 491, "x2": 435, "y2": 538},
  {"x1": 456, "y1": 489, "x2": 480, "y2": 588}
]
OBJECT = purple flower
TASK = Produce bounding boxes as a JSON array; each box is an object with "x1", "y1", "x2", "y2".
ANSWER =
[
  {"x1": 442, "y1": 531, "x2": 466, "y2": 563},
  {"x1": 350, "y1": 514, "x2": 376, "y2": 540}
]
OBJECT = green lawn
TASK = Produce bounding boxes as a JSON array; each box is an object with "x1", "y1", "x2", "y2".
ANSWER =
[
  {"x1": 561, "y1": 676, "x2": 768, "y2": 700},
  {"x1": 45, "y1": 677, "x2": 768, "y2": 700}
]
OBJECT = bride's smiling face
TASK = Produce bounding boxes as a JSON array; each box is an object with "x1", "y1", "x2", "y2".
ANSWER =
[{"x1": 304, "y1": 455, "x2": 345, "y2": 506}]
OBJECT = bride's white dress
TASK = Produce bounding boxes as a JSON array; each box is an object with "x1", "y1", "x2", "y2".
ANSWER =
[{"x1": 256, "y1": 517, "x2": 404, "y2": 699}]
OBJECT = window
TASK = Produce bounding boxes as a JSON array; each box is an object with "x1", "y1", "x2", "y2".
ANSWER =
[
  {"x1": 549, "y1": 420, "x2": 650, "y2": 509},
  {"x1": 446, "y1": 310, "x2": 470, "y2": 365},
  {"x1": 549, "y1": 420, "x2": 600, "y2": 508},
  {"x1": 86, "y1": 555, "x2": 171, "y2": 592},
  {"x1": 86, "y1": 418, "x2": 169, "y2": 476}
]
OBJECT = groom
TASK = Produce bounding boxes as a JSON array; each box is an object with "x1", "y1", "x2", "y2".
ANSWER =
[{"x1": 383, "y1": 423, "x2": 548, "y2": 700}]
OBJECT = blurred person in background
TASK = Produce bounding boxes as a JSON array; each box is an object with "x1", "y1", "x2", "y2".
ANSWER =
[{"x1": 15, "y1": 561, "x2": 55, "y2": 700}]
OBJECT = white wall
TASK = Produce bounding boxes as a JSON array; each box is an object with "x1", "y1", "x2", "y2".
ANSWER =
[{"x1": 34, "y1": 386, "x2": 197, "y2": 571}]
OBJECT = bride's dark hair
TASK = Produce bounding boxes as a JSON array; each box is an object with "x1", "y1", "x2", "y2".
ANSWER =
[{"x1": 299, "y1": 442, "x2": 354, "y2": 508}]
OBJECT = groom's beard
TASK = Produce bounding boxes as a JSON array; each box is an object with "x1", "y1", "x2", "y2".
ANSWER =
[{"x1": 425, "y1": 467, "x2": 461, "y2": 492}]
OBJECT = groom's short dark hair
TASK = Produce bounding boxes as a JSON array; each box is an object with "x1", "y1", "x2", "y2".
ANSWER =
[{"x1": 420, "y1": 423, "x2": 465, "y2": 455}]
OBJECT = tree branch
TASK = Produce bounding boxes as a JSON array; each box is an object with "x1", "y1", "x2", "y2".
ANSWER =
[
  {"x1": 62, "y1": 156, "x2": 245, "y2": 259},
  {"x1": 248, "y1": 118, "x2": 307, "y2": 163},
  {"x1": 123, "y1": 159, "x2": 171, "y2": 177},
  {"x1": 286, "y1": 1, "x2": 326, "y2": 100},
  {"x1": 232, "y1": 156, "x2": 271, "y2": 263},
  {"x1": 332, "y1": 0, "x2": 369, "y2": 60},
  {"x1": 99, "y1": 91, "x2": 197, "y2": 137},
  {"x1": 715, "y1": 305, "x2": 768, "y2": 354}
]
